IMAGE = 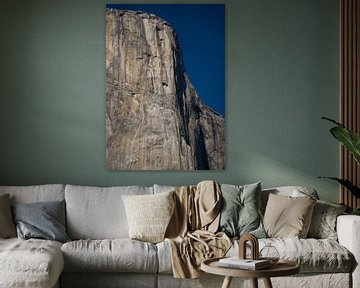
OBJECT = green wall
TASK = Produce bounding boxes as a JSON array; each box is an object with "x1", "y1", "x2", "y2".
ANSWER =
[{"x1": 0, "y1": 0, "x2": 340, "y2": 202}]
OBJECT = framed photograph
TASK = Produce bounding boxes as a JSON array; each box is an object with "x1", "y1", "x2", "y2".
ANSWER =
[{"x1": 106, "y1": 4, "x2": 225, "y2": 170}]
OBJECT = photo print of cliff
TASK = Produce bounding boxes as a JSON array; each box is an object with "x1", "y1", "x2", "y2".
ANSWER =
[{"x1": 106, "y1": 4, "x2": 225, "y2": 170}]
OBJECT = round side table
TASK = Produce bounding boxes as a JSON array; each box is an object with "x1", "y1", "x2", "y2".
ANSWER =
[{"x1": 201, "y1": 257, "x2": 300, "y2": 288}]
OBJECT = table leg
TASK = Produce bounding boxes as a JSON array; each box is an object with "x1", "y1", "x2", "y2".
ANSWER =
[
  {"x1": 251, "y1": 278, "x2": 258, "y2": 288},
  {"x1": 221, "y1": 276, "x2": 232, "y2": 288},
  {"x1": 263, "y1": 277, "x2": 273, "y2": 288}
]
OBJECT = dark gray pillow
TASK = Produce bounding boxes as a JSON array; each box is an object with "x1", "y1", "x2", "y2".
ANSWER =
[
  {"x1": 0, "y1": 194, "x2": 16, "y2": 238},
  {"x1": 12, "y1": 200, "x2": 70, "y2": 243},
  {"x1": 218, "y1": 182, "x2": 266, "y2": 238}
]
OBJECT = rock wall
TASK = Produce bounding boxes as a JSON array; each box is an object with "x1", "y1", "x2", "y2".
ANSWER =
[{"x1": 106, "y1": 9, "x2": 225, "y2": 170}]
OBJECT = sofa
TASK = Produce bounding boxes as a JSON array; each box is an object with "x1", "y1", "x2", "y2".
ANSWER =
[{"x1": 0, "y1": 183, "x2": 359, "y2": 288}]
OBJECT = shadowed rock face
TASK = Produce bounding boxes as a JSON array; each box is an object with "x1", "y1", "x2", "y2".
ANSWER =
[{"x1": 106, "y1": 9, "x2": 225, "y2": 170}]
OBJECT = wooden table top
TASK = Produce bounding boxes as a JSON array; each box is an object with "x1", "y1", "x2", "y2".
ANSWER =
[{"x1": 201, "y1": 257, "x2": 300, "y2": 278}]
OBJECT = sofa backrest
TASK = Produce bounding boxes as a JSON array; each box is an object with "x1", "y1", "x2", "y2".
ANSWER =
[
  {"x1": 0, "y1": 184, "x2": 65, "y2": 204},
  {"x1": 0, "y1": 184, "x2": 320, "y2": 240},
  {"x1": 153, "y1": 184, "x2": 175, "y2": 194},
  {"x1": 65, "y1": 184, "x2": 153, "y2": 240}
]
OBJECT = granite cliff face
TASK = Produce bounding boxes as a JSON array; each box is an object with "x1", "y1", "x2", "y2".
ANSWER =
[{"x1": 106, "y1": 9, "x2": 225, "y2": 170}]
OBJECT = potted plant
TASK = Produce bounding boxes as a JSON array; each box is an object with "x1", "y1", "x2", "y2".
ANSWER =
[{"x1": 320, "y1": 117, "x2": 360, "y2": 215}]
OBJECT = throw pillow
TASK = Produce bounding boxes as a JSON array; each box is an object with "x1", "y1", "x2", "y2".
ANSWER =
[
  {"x1": 307, "y1": 200, "x2": 347, "y2": 240},
  {"x1": 260, "y1": 186, "x2": 319, "y2": 214},
  {"x1": 0, "y1": 194, "x2": 17, "y2": 238},
  {"x1": 12, "y1": 200, "x2": 70, "y2": 243},
  {"x1": 122, "y1": 190, "x2": 175, "y2": 243},
  {"x1": 263, "y1": 193, "x2": 316, "y2": 238},
  {"x1": 218, "y1": 182, "x2": 266, "y2": 238}
]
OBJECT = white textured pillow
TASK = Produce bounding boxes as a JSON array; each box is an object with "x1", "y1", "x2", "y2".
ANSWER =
[
  {"x1": 307, "y1": 200, "x2": 347, "y2": 240},
  {"x1": 122, "y1": 191, "x2": 175, "y2": 243}
]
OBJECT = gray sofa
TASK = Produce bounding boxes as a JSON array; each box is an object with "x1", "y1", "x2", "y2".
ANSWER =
[{"x1": 0, "y1": 184, "x2": 359, "y2": 288}]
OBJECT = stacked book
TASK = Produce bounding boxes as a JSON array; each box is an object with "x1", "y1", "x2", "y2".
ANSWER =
[{"x1": 218, "y1": 257, "x2": 271, "y2": 270}]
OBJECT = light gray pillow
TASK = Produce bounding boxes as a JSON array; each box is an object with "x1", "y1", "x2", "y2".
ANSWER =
[
  {"x1": 12, "y1": 200, "x2": 70, "y2": 243},
  {"x1": 218, "y1": 182, "x2": 266, "y2": 238},
  {"x1": 0, "y1": 194, "x2": 16, "y2": 238},
  {"x1": 307, "y1": 200, "x2": 347, "y2": 240}
]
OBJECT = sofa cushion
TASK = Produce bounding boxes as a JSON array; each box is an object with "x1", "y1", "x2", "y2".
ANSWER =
[
  {"x1": 0, "y1": 238, "x2": 64, "y2": 288},
  {"x1": 158, "y1": 237, "x2": 353, "y2": 274},
  {"x1": 61, "y1": 239, "x2": 158, "y2": 273},
  {"x1": 12, "y1": 200, "x2": 70, "y2": 243},
  {"x1": 65, "y1": 185, "x2": 153, "y2": 239},
  {"x1": 122, "y1": 191, "x2": 175, "y2": 243},
  {"x1": 231, "y1": 238, "x2": 353, "y2": 273},
  {"x1": 263, "y1": 193, "x2": 316, "y2": 238},
  {"x1": 0, "y1": 184, "x2": 65, "y2": 204},
  {"x1": 156, "y1": 240, "x2": 173, "y2": 274},
  {"x1": 260, "y1": 238, "x2": 353, "y2": 273},
  {"x1": 0, "y1": 194, "x2": 16, "y2": 238}
]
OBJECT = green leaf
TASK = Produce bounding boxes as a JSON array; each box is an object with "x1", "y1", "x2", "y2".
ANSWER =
[
  {"x1": 318, "y1": 177, "x2": 360, "y2": 198},
  {"x1": 351, "y1": 208, "x2": 360, "y2": 215},
  {"x1": 330, "y1": 127, "x2": 360, "y2": 165},
  {"x1": 322, "y1": 117, "x2": 360, "y2": 165},
  {"x1": 321, "y1": 116, "x2": 344, "y2": 127}
]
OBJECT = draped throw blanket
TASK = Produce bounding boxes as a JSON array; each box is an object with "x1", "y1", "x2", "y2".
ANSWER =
[{"x1": 165, "y1": 181, "x2": 231, "y2": 278}]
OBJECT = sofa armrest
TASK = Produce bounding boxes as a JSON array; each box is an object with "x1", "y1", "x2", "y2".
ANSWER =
[{"x1": 337, "y1": 215, "x2": 360, "y2": 288}]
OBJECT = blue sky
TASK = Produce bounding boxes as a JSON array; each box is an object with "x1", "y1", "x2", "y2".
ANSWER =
[{"x1": 106, "y1": 4, "x2": 225, "y2": 117}]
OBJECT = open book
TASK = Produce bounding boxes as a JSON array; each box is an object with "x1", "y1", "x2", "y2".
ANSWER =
[{"x1": 218, "y1": 257, "x2": 271, "y2": 270}]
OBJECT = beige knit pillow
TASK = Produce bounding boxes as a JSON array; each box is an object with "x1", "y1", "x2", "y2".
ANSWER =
[
  {"x1": 263, "y1": 193, "x2": 316, "y2": 238},
  {"x1": 0, "y1": 194, "x2": 17, "y2": 238},
  {"x1": 122, "y1": 191, "x2": 175, "y2": 243}
]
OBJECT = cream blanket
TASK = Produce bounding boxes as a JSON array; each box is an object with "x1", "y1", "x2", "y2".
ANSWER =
[{"x1": 165, "y1": 181, "x2": 231, "y2": 278}]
